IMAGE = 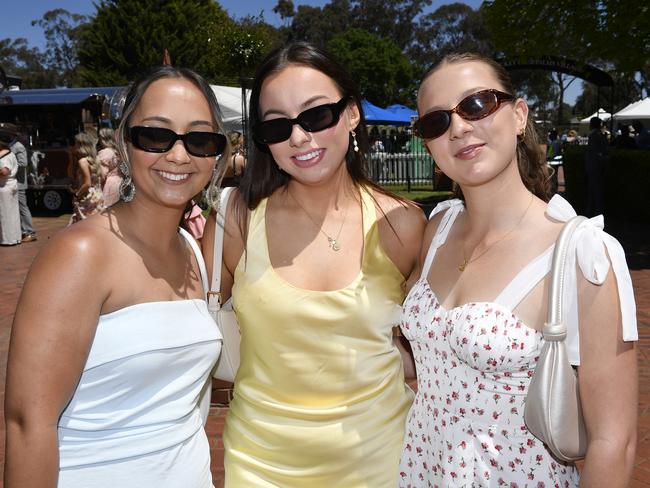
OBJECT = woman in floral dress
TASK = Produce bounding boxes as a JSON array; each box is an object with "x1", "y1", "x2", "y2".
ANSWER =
[
  {"x1": 398, "y1": 53, "x2": 638, "y2": 487},
  {"x1": 69, "y1": 132, "x2": 104, "y2": 225}
]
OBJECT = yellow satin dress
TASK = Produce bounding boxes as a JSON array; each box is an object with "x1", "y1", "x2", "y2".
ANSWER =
[{"x1": 223, "y1": 187, "x2": 413, "y2": 487}]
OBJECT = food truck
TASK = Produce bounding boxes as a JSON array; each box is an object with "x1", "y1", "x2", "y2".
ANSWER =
[{"x1": 0, "y1": 86, "x2": 125, "y2": 212}]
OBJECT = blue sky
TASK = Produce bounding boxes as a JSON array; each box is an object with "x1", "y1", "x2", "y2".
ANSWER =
[{"x1": 1, "y1": 0, "x2": 580, "y2": 103}]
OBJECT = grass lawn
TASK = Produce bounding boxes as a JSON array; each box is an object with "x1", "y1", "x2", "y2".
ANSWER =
[{"x1": 382, "y1": 185, "x2": 453, "y2": 204}]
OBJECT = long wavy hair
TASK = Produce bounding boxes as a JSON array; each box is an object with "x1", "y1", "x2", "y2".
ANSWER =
[
  {"x1": 98, "y1": 127, "x2": 117, "y2": 150},
  {"x1": 115, "y1": 65, "x2": 231, "y2": 208},
  {"x1": 240, "y1": 41, "x2": 396, "y2": 210},
  {"x1": 74, "y1": 132, "x2": 102, "y2": 180},
  {"x1": 420, "y1": 53, "x2": 549, "y2": 201}
]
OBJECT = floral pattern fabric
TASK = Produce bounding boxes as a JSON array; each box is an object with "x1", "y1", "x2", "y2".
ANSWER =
[{"x1": 398, "y1": 283, "x2": 580, "y2": 487}]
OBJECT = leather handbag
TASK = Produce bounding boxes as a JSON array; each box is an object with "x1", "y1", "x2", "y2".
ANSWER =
[
  {"x1": 207, "y1": 186, "x2": 241, "y2": 383},
  {"x1": 524, "y1": 215, "x2": 588, "y2": 462}
]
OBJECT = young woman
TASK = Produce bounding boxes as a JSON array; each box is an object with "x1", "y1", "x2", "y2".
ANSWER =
[
  {"x1": 398, "y1": 53, "x2": 637, "y2": 487},
  {"x1": 5, "y1": 66, "x2": 230, "y2": 488},
  {"x1": 0, "y1": 139, "x2": 21, "y2": 245},
  {"x1": 98, "y1": 127, "x2": 122, "y2": 206},
  {"x1": 202, "y1": 42, "x2": 425, "y2": 486},
  {"x1": 68, "y1": 132, "x2": 105, "y2": 224}
]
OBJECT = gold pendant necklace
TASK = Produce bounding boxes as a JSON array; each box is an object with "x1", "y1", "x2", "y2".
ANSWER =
[
  {"x1": 459, "y1": 193, "x2": 534, "y2": 272},
  {"x1": 288, "y1": 190, "x2": 349, "y2": 252}
]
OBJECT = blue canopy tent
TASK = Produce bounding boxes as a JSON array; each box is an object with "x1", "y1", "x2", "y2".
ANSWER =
[
  {"x1": 386, "y1": 104, "x2": 417, "y2": 124},
  {"x1": 361, "y1": 100, "x2": 411, "y2": 125}
]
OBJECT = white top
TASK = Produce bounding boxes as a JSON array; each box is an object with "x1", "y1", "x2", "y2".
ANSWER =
[
  {"x1": 421, "y1": 194, "x2": 637, "y2": 365},
  {"x1": 58, "y1": 228, "x2": 221, "y2": 471}
]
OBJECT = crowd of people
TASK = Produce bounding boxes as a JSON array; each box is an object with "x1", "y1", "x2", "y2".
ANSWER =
[{"x1": 2, "y1": 42, "x2": 640, "y2": 488}]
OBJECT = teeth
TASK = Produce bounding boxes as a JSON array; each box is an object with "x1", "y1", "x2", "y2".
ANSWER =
[
  {"x1": 158, "y1": 170, "x2": 189, "y2": 181},
  {"x1": 295, "y1": 150, "x2": 321, "y2": 161}
]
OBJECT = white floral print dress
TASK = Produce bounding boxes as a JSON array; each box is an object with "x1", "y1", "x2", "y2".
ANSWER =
[{"x1": 398, "y1": 196, "x2": 637, "y2": 488}]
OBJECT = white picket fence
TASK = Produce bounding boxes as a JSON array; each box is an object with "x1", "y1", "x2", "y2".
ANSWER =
[{"x1": 368, "y1": 152, "x2": 436, "y2": 186}]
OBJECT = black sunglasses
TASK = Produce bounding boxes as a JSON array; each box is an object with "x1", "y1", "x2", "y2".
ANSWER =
[
  {"x1": 253, "y1": 97, "x2": 350, "y2": 145},
  {"x1": 127, "y1": 126, "x2": 226, "y2": 157},
  {"x1": 413, "y1": 89, "x2": 515, "y2": 140}
]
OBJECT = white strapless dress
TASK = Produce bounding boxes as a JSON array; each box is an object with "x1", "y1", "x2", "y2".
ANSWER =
[{"x1": 57, "y1": 229, "x2": 221, "y2": 487}]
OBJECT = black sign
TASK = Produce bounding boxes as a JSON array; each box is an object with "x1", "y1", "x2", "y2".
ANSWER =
[{"x1": 496, "y1": 55, "x2": 613, "y2": 87}]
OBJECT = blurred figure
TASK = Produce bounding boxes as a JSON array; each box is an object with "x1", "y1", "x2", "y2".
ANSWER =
[
  {"x1": 565, "y1": 129, "x2": 579, "y2": 145},
  {"x1": 69, "y1": 132, "x2": 104, "y2": 225},
  {"x1": 585, "y1": 117, "x2": 608, "y2": 216},
  {"x1": 0, "y1": 123, "x2": 36, "y2": 242},
  {"x1": 632, "y1": 120, "x2": 650, "y2": 149},
  {"x1": 221, "y1": 131, "x2": 246, "y2": 187},
  {"x1": 97, "y1": 128, "x2": 122, "y2": 206},
  {"x1": 612, "y1": 124, "x2": 637, "y2": 150},
  {"x1": 0, "y1": 137, "x2": 21, "y2": 245}
]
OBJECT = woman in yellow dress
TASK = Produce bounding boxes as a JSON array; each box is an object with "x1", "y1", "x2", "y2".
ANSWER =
[{"x1": 203, "y1": 42, "x2": 425, "y2": 487}]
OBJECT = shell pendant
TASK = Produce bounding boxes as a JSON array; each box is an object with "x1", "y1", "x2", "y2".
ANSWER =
[{"x1": 327, "y1": 237, "x2": 341, "y2": 251}]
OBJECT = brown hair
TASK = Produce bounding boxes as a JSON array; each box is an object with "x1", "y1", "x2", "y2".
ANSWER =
[
  {"x1": 242, "y1": 41, "x2": 400, "y2": 209},
  {"x1": 74, "y1": 132, "x2": 103, "y2": 180},
  {"x1": 420, "y1": 53, "x2": 549, "y2": 201},
  {"x1": 116, "y1": 66, "x2": 231, "y2": 208}
]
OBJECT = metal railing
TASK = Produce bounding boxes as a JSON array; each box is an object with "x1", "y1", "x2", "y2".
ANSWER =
[{"x1": 368, "y1": 151, "x2": 436, "y2": 190}]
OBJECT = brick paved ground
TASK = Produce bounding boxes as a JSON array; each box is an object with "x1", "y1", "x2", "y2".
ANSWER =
[{"x1": 0, "y1": 214, "x2": 648, "y2": 487}]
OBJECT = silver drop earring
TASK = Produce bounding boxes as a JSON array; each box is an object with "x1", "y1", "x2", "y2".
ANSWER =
[
  {"x1": 351, "y1": 130, "x2": 359, "y2": 152},
  {"x1": 118, "y1": 160, "x2": 136, "y2": 202}
]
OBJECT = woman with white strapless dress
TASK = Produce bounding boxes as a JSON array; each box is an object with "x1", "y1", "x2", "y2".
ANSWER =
[{"x1": 4, "y1": 66, "x2": 231, "y2": 487}]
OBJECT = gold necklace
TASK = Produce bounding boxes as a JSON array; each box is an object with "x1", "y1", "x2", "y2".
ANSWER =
[
  {"x1": 459, "y1": 193, "x2": 534, "y2": 272},
  {"x1": 288, "y1": 190, "x2": 349, "y2": 252}
]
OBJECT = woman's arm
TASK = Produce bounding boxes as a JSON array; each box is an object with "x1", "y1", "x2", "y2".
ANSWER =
[
  {"x1": 75, "y1": 158, "x2": 92, "y2": 198},
  {"x1": 577, "y1": 265, "x2": 637, "y2": 487},
  {"x1": 4, "y1": 229, "x2": 107, "y2": 488}
]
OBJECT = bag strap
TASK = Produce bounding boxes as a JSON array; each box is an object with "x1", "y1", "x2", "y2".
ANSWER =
[
  {"x1": 208, "y1": 187, "x2": 234, "y2": 308},
  {"x1": 544, "y1": 215, "x2": 587, "y2": 341}
]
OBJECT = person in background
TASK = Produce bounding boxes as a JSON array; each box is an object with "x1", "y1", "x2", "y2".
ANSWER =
[
  {"x1": 221, "y1": 131, "x2": 246, "y2": 187},
  {"x1": 399, "y1": 52, "x2": 637, "y2": 487},
  {"x1": 4, "y1": 65, "x2": 230, "y2": 488},
  {"x1": 632, "y1": 120, "x2": 650, "y2": 149},
  {"x1": 0, "y1": 137, "x2": 22, "y2": 246},
  {"x1": 0, "y1": 123, "x2": 36, "y2": 242},
  {"x1": 98, "y1": 127, "x2": 122, "y2": 206},
  {"x1": 203, "y1": 42, "x2": 424, "y2": 487},
  {"x1": 585, "y1": 116, "x2": 608, "y2": 217},
  {"x1": 68, "y1": 132, "x2": 104, "y2": 225}
]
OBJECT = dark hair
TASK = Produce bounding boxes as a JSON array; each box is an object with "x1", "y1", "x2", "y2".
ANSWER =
[
  {"x1": 590, "y1": 117, "x2": 602, "y2": 130},
  {"x1": 116, "y1": 65, "x2": 231, "y2": 208},
  {"x1": 420, "y1": 52, "x2": 549, "y2": 201},
  {"x1": 240, "y1": 41, "x2": 390, "y2": 210}
]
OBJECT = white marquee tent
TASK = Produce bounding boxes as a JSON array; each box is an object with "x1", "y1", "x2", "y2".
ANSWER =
[
  {"x1": 211, "y1": 85, "x2": 251, "y2": 130},
  {"x1": 613, "y1": 97, "x2": 650, "y2": 120},
  {"x1": 579, "y1": 108, "x2": 611, "y2": 124}
]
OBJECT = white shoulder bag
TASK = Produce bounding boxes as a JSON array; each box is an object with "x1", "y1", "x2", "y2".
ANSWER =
[
  {"x1": 524, "y1": 215, "x2": 588, "y2": 461},
  {"x1": 207, "y1": 187, "x2": 241, "y2": 383}
]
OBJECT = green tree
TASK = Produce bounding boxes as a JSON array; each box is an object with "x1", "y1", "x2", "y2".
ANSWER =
[
  {"x1": 0, "y1": 38, "x2": 58, "y2": 88},
  {"x1": 410, "y1": 3, "x2": 492, "y2": 71},
  {"x1": 283, "y1": 0, "x2": 352, "y2": 47},
  {"x1": 201, "y1": 14, "x2": 282, "y2": 85},
  {"x1": 350, "y1": 0, "x2": 431, "y2": 52},
  {"x1": 31, "y1": 9, "x2": 90, "y2": 86},
  {"x1": 327, "y1": 28, "x2": 415, "y2": 104},
  {"x1": 484, "y1": 0, "x2": 650, "y2": 123},
  {"x1": 77, "y1": 0, "x2": 231, "y2": 86}
]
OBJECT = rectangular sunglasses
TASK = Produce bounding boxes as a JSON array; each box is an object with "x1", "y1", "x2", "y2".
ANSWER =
[
  {"x1": 253, "y1": 97, "x2": 350, "y2": 145},
  {"x1": 413, "y1": 89, "x2": 515, "y2": 140},
  {"x1": 127, "y1": 126, "x2": 227, "y2": 157}
]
